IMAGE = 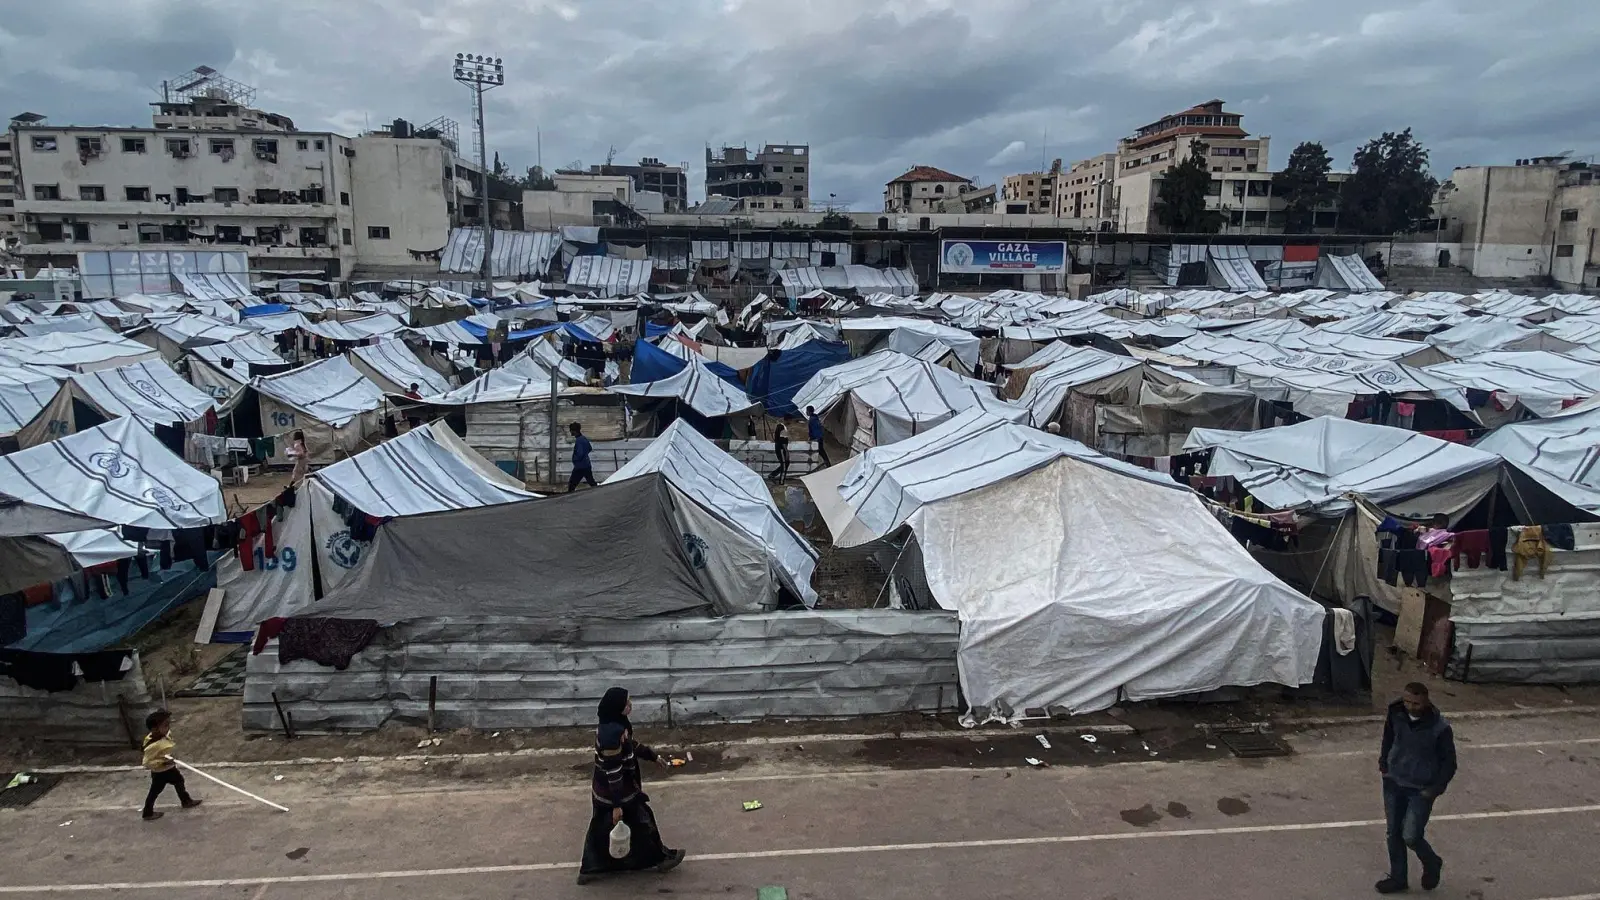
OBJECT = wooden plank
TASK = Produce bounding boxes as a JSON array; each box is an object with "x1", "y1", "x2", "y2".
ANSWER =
[{"x1": 194, "y1": 588, "x2": 226, "y2": 644}]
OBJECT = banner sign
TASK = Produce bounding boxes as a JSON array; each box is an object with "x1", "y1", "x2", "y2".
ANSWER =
[{"x1": 940, "y1": 240, "x2": 1068, "y2": 274}]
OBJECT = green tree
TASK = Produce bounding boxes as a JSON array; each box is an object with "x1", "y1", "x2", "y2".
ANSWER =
[
  {"x1": 1273, "y1": 141, "x2": 1335, "y2": 232},
  {"x1": 818, "y1": 211, "x2": 855, "y2": 230},
  {"x1": 520, "y1": 165, "x2": 556, "y2": 191},
  {"x1": 1153, "y1": 142, "x2": 1223, "y2": 233},
  {"x1": 1340, "y1": 128, "x2": 1439, "y2": 234},
  {"x1": 492, "y1": 151, "x2": 510, "y2": 179}
]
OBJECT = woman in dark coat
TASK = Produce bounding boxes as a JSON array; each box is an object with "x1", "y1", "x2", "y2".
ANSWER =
[{"x1": 576, "y1": 688, "x2": 685, "y2": 885}]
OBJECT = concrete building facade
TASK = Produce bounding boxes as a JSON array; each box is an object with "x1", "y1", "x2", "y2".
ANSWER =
[
  {"x1": 1113, "y1": 100, "x2": 1270, "y2": 234},
  {"x1": 1001, "y1": 166, "x2": 1057, "y2": 214},
  {"x1": 6, "y1": 106, "x2": 520, "y2": 280},
  {"x1": 522, "y1": 172, "x2": 636, "y2": 228},
  {"x1": 705, "y1": 144, "x2": 810, "y2": 211},
  {"x1": 1437, "y1": 158, "x2": 1600, "y2": 290},
  {"x1": 884, "y1": 166, "x2": 974, "y2": 214},
  {"x1": 1056, "y1": 153, "x2": 1116, "y2": 225}
]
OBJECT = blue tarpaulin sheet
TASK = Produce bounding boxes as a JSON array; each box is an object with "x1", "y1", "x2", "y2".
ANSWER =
[
  {"x1": 563, "y1": 322, "x2": 604, "y2": 344},
  {"x1": 629, "y1": 339, "x2": 744, "y2": 389},
  {"x1": 746, "y1": 340, "x2": 851, "y2": 418},
  {"x1": 7, "y1": 558, "x2": 218, "y2": 654},
  {"x1": 240, "y1": 304, "x2": 291, "y2": 318},
  {"x1": 458, "y1": 320, "x2": 562, "y2": 342},
  {"x1": 644, "y1": 322, "x2": 673, "y2": 339}
]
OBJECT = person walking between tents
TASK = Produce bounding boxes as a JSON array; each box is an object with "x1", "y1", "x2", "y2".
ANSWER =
[
  {"x1": 576, "y1": 688, "x2": 685, "y2": 884},
  {"x1": 806, "y1": 406, "x2": 831, "y2": 469},
  {"x1": 769, "y1": 419, "x2": 790, "y2": 483},
  {"x1": 287, "y1": 431, "x2": 309, "y2": 485},
  {"x1": 1376, "y1": 682, "x2": 1457, "y2": 893},
  {"x1": 568, "y1": 421, "x2": 598, "y2": 492}
]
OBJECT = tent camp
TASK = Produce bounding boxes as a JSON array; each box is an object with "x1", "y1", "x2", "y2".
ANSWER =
[
  {"x1": 790, "y1": 351, "x2": 1025, "y2": 452},
  {"x1": 239, "y1": 356, "x2": 387, "y2": 464},
  {"x1": 837, "y1": 317, "x2": 982, "y2": 373},
  {"x1": 348, "y1": 338, "x2": 453, "y2": 396},
  {"x1": 813, "y1": 410, "x2": 1325, "y2": 716},
  {"x1": 212, "y1": 422, "x2": 536, "y2": 636},
  {"x1": 607, "y1": 420, "x2": 817, "y2": 610},
  {"x1": 13, "y1": 358, "x2": 215, "y2": 449},
  {"x1": 745, "y1": 340, "x2": 852, "y2": 418},
  {"x1": 1316, "y1": 254, "x2": 1387, "y2": 292},
  {"x1": 610, "y1": 353, "x2": 758, "y2": 428}
]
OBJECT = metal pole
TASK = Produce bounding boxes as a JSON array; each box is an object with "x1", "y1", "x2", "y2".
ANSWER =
[
  {"x1": 548, "y1": 350, "x2": 559, "y2": 487},
  {"x1": 476, "y1": 84, "x2": 492, "y2": 298}
]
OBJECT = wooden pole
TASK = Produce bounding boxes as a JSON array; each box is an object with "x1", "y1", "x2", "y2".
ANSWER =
[
  {"x1": 428, "y1": 675, "x2": 438, "y2": 734},
  {"x1": 270, "y1": 691, "x2": 295, "y2": 740},
  {"x1": 173, "y1": 759, "x2": 289, "y2": 813}
]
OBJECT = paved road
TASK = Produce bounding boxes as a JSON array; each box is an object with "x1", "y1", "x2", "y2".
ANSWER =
[{"x1": 3, "y1": 712, "x2": 1599, "y2": 899}]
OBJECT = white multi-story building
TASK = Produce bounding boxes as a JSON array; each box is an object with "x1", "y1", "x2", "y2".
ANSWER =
[{"x1": 6, "y1": 102, "x2": 521, "y2": 286}]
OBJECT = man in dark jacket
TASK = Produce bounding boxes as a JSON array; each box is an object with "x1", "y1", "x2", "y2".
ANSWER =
[{"x1": 1376, "y1": 682, "x2": 1457, "y2": 893}]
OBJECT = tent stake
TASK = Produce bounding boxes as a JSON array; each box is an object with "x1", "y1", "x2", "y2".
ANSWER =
[{"x1": 271, "y1": 691, "x2": 295, "y2": 740}]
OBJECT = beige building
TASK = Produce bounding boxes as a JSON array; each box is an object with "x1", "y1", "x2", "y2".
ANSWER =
[
  {"x1": 1435, "y1": 158, "x2": 1600, "y2": 289},
  {"x1": 884, "y1": 165, "x2": 974, "y2": 213},
  {"x1": 1001, "y1": 165, "x2": 1057, "y2": 214},
  {"x1": 1113, "y1": 100, "x2": 1270, "y2": 233},
  {"x1": 523, "y1": 172, "x2": 636, "y2": 227},
  {"x1": 1055, "y1": 153, "x2": 1115, "y2": 224},
  {"x1": 6, "y1": 105, "x2": 517, "y2": 281}
]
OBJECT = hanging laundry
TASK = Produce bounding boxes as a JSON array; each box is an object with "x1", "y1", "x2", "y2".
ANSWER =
[
  {"x1": 173, "y1": 529, "x2": 208, "y2": 568},
  {"x1": 0, "y1": 649, "x2": 78, "y2": 692},
  {"x1": 72, "y1": 651, "x2": 133, "y2": 683},
  {"x1": 1512, "y1": 526, "x2": 1551, "y2": 579},
  {"x1": 1377, "y1": 547, "x2": 1399, "y2": 586},
  {"x1": 0, "y1": 593, "x2": 26, "y2": 646},
  {"x1": 275, "y1": 486, "x2": 297, "y2": 509},
  {"x1": 204, "y1": 407, "x2": 218, "y2": 434},
  {"x1": 1489, "y1": 527, "x2": 1509, "y2": 571},
  {"x1": 1545, "y1": 523, "x2": 1575, "y2": 551},
  {"x1": 1397, "y1": 549, "x2": 1429, "y2": 587},
  {"x1": 277, "y1": 618, "x2": 381, "y2": 670},
  {"x1": 253, "y1": 617, "x2": 288, "y2": 655},
  {"x1": 259, "y1": 507, "x2": 276, "y2": 558},
  {"x1": 1427, "y1": 545, "x2": 1454, "y2": 578},
  {"x1": 121, "y1": 525, "x2": 150, "y2": 543},
  {"x1": 1452, "y1": 531, "x2": 1491, "y2": 569}
]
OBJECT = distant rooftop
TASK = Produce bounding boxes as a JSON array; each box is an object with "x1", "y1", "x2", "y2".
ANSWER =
[{"x1": 888, "y1": 165, "x2": 970, "y2": 185}]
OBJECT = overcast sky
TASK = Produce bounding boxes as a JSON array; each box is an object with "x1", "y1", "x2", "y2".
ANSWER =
[{"x1": 3, "y1": 0, "x2": 1597, "y2": 209}]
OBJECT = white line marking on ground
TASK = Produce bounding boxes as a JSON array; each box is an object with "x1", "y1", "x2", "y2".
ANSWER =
[{"x1": 2, "y1": 803, "x2": 1597, "y2": 893}]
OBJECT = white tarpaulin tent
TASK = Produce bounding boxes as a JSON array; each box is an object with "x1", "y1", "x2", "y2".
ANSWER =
[
  {"x1": 1185, "y1": 417, "x2": 1503, "y2": 518},
  {"x1": 429, "y1": 355, "x2": 568, "y2": 405},
  {"x1": 16, "y1": 359, "x2": 215, "y2": 448},
  {"x1": 0, "y1": 417, "x2": 226, "y2": 530},
  {"x1": 1474, "y1": 406, "x2": 1600, "y2": 513},
  {"x1": 1425, "y1": 351, "x2": 1600, "y2": 417},
  {"x1": 1209, "y1": 246, "x2": 1270, "y2": 292},
  {"x1": 820, "y1": 409, "x2": 1323, "y2": 716},
  {"x1": 565, "y1": 256, "x2": 653, "y2": 296},
  {"x1": 187, "y1": 334, "x2": 288, "y2": 411},
  {"x1": 610, "y1": 357, "x2": 757, "y2": 418},
  {"x1": 0, "y1": 363, "x2": 70, "y2": 440},
  {"x1": 348, "y1": 338, "x2": 452, "y2": 396},
  {"x1": 247, "y1": 356, "x2": 386, "y2": 464},
  {"x1": 837, "y1": 317, "x2": 981, "y2": 371},
  {"x1": 1316, "y1": 254, "x2": 1386, "y2": 292},
  {"x1": 607, "y1": 420, "x2": 817, "y2": 609},
  {"x1": 790, "y1": 351, "x2": 1024, "y2": 452},
  {"x1": 0, "y1": 331, "x2": 161, "y2": 372}
]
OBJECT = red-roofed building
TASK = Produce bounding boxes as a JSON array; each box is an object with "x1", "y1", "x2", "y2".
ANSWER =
[{"x1": 884, "y1": 165, "x2": 975, "y2": 213}]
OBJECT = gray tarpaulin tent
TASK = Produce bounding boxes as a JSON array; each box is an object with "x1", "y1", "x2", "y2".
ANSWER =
[{"x1": 302, "y1": 474, "x2": 713, "y2": 624}]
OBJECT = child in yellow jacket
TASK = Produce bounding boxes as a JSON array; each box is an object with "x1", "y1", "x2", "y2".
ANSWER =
[{"x1": 141, "y1": 710, "x2": 201, "y2": 821}]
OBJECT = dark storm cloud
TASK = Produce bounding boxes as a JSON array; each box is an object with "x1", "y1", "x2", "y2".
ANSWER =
[{"x1": 3, "y1": 0, "x2": 1597, "y2": 209}]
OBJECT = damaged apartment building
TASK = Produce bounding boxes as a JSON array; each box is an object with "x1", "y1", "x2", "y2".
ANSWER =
[
  {"x1": 4, "y1": 67, "x2": 521, "y2": 285},
  {"x1": 704, "y1": 144, "x2": 810, "y2": 212}
]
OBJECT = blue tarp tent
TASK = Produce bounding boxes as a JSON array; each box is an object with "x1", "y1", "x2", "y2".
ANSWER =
[
  {"x1": 644, "y1": 321, "x2": 673, "y2": 339},
  {"x1": 630, "y1": 338, "x2": 744, "y2": 389},
  {"x1": 458, "y1": 320, "x2": 562, "y2": 342},
  {"x1": 240, "y1": 303, "x2": 292, "y2": 318},
  {"x1": 746, "y1": 340, "x2": 852, "y2": 418}
]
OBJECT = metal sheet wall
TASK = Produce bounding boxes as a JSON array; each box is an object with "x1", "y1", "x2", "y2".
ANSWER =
[
  {"x1": 243, "y1": 611, "x2": 960, "y2": 732},
  {"x1": 0, "y1": 651, "x2": 152, "y2": 747}
]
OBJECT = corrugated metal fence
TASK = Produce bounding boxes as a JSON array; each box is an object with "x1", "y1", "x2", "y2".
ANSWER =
[
  {"x1": 244, "y1": 610, "x2": 960, "y2": 732},
  {"x1": 0, "y1": 651, "x2": 152, "y2": 747}
]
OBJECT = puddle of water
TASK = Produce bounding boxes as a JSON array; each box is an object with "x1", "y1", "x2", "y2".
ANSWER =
[
  {"x1": 1165, "y1": 801, "x2": 1192, "y2": 818},
  {"x1": 1120, "y1": 803, "x2": 1162, "y2": 827},
  {"x1": 1216, "y1": 797, "x2": 1251, "y2": 816}
]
